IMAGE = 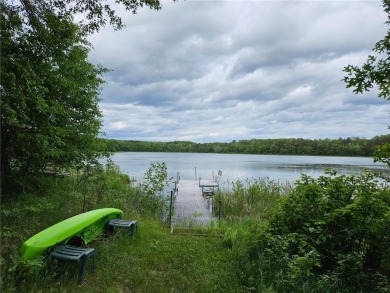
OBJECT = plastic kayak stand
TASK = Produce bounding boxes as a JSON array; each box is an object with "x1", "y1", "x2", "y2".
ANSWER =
[
  {"x1": 50, "y1": 245, "x2": 96, "y2": 284},
  {"x1": 107, "y1": 219, "x2": 138, "y2": 238}
]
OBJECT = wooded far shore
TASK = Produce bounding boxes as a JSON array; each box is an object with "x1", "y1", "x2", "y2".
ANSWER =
[{"x1": 103, "y1": 135, "x2": 390, "y2": 157}]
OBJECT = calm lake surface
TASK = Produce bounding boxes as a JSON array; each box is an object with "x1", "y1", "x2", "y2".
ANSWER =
[{"x1": 109, "y1": 152, "x2": 387, "y2": 189}]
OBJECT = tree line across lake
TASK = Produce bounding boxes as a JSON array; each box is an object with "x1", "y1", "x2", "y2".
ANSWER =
[{"x1": 103, "y1": 135, "x2": 390, "y2": 157}]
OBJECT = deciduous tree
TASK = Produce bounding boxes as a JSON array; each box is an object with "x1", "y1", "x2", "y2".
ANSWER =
[
  {"x1": 343, "y1": 0, "x2": 390, "y2": 167},
  {"x1": 6, "y1": 0, "x2": 163, "y2": 33},
  {"x1": 1, "y1": 5, "x2": 107, "y2": 190},
  {"x1": 1, "y1": 0, "x2": 166, "y2": 192}
]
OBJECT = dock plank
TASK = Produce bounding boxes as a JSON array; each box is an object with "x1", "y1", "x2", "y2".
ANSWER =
[
  {"x1": 172, "y1": 180, "x2": 213, "y2": 228},
  {"x1": 199, "y1": 179, "x2": 219, "y2": 187}
]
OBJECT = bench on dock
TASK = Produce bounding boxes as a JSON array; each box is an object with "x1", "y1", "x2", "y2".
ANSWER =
[{"x1": 199, "y1": 170, "x2": 222, "y2": 196}]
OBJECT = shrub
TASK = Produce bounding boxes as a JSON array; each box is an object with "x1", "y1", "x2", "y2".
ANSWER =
[
  {"x1": 138, "y1": 162, "x2": 173, "y2": 219},
  {"x1": 238, "y1": 171, "x2": 390, "y2": 292}
]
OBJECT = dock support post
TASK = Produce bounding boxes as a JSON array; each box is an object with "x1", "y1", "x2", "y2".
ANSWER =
[
  {"x1": 218, "y1": 200, "x2": 222, "y2": 220},
  {"x1": 169, "y1": 190, "x2": 174, "y2": 228}
]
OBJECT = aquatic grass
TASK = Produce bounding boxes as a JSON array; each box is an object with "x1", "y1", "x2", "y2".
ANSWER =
[{"x1": 214, "y1": 177, "x2": 291, "y2": 222}]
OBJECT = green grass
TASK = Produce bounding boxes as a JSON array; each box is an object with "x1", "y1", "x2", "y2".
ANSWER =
[
  {"x1": 2, "y1": 219, "x2": 240, "y2": 292},
  {"x1": 94, "y1": 220, "x2": 238, "y2": 293},
  {"x1": 9, "y1": 169, "x2": 376, "y2": 293},
  {"x1": 5, "y1": 168, "x2": 380, "y2": 292},
  {"x1": 0, "y1": 172, "x2": 242, "y2": 292}
]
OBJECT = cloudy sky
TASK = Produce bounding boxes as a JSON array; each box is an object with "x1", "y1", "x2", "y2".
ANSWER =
[{"x1": 88, "y1": 0, "x2": 389, "y2": 143}]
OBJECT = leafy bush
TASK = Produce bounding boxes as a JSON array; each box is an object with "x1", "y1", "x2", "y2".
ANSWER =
[
  {"x1": 237, "y1": 171, "x2": 390, "y2": 292},
  {"x1": 138, "y1": 162, "x2": 173, "y2": 219}
]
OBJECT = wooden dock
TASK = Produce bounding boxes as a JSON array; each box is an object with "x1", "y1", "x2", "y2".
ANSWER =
[{"x1": 171, "y1": 180, "x2": 213, "y2": 228}]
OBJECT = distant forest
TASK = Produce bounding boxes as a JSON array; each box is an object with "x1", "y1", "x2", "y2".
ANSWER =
[{"x1": 103, "y1": 135, "x2": 390, "y2": 157}]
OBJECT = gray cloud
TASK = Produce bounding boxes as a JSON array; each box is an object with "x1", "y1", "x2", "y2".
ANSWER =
[{"x1": 89, "y1": 0, "x2": 389, "y2": 142}]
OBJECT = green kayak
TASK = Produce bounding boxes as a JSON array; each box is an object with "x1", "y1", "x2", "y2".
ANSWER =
[{"x1": 20, "y1": 208, "x2": 123, "y2": 260}]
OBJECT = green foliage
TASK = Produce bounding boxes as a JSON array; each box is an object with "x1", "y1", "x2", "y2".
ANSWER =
[
  {"x1": 343, "y1": 0, "x2": 390, "y2": 169},
  {"x1": 142, "y1": 162, "x2": 171, "y2": 197},
  {"x1": 235, "y1": 172, "x2": 390, "y2": 292},
  {"x1": 139, "y1": 162, "x2": 173, "y2": 219},
  {"x1": 72, "y1": 160, "x2": 136, "y2": 212},
  {"x1": 374, "y1": 142, "x2": 390, "y2": 168},
  {"x1": 7, "y1": 0, "x2": 163, "y2": 34},
  {"x1": 1, "y1": 0, "x2": 174, "y2": 192},
  {"x1": 1, "y1": 5, "x2": 108, "y2": 192},
  {"x1": 104, "y1": 135, "x2": 390, "y2": 157},
  {"x1": 343, "y1": 0, "x2": 390, "y2": 101}
]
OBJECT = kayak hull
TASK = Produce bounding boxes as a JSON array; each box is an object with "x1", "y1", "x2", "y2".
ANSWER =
[{"x1": 21, "y1": 208, "x2": 123, "y2": 260}]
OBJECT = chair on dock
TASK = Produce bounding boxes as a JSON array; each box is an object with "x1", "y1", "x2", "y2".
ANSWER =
[
  {"x1": 199, "y1": 170, "x2": 222, "y2": 196},
  {"x1": 213, "y1": 170, "x2": 222, "y2": 183}
]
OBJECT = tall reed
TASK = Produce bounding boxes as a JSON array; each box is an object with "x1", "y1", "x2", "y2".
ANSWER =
[{"x1": 214, "y1": 178, "x2": 292, "y2": 222}]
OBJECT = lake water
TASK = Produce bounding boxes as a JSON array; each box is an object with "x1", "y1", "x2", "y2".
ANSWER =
[{"x1": 108, "y1": 152, "x2": 387, "y2": 189}]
